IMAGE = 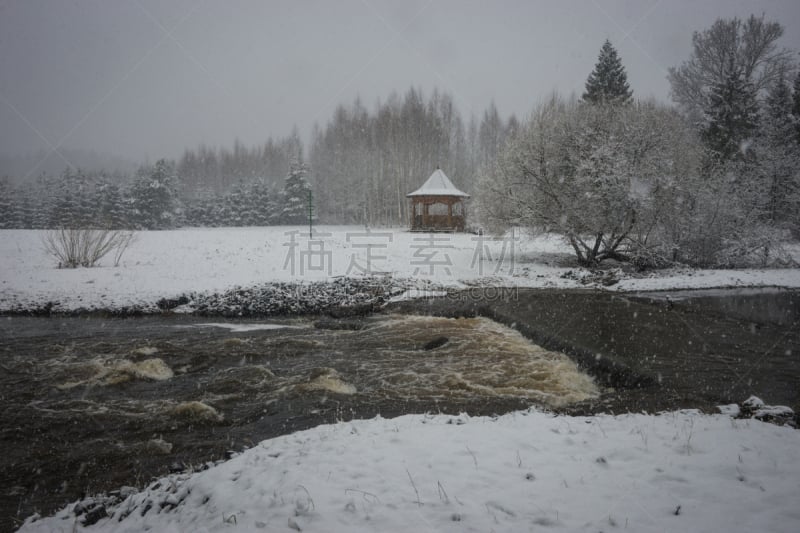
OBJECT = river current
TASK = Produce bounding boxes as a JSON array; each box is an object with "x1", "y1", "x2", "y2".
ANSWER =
[
  {"x1": 1, "y1": 312, "x2": 598, "y2": 531},
  {"x1": 2, "y1": 286, "x2": 798, "y2": 532}
]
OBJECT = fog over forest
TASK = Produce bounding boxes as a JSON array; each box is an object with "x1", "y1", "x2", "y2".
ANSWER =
[{"x1": 2, "y1": 2, "x2": 799, "y2": 162}]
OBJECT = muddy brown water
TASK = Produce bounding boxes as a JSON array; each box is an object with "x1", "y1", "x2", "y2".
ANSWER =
[{"x1": 1, "y1": 287, "x2": 798, "y2": 532}]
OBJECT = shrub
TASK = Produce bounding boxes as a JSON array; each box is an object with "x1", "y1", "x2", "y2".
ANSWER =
[{"x1": 42, "y1": 228, "x2": 136, "y2": 268}]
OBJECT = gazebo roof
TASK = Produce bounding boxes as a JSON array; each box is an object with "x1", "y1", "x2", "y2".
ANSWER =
[{"x1": 406, "y1": 169, "x2": 470, "y2": 198}]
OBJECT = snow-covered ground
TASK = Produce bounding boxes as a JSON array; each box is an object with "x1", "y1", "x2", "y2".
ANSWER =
[
  {"x1": 20, "y1": 409, "x2": 800, "y2": 533},
  {"x1": 1, "y1": 226, "x2": 799, "y2": 312},
  {"x1": 5, "y1": 226, "x2": 800, "y2": 532}
]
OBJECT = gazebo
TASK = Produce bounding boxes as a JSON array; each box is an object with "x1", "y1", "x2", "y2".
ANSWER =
[{"x1": 407, "y1": 168, "x2": 470, "y2": 232}]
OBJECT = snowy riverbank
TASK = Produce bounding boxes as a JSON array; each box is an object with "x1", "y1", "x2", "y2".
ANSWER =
[
  {"x1": 19, "y1": 408, "x2": 800, "y2": 533},
  {"x1": 2, "y1": 226, "x2": 800, "y2": 314}
]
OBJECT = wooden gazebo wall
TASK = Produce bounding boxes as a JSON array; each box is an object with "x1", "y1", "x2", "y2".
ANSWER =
[{"x1": 410, "y1": 195, "x2": 466, "y2": 231}]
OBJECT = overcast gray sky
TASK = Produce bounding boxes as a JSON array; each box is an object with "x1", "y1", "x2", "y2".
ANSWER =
[{"x1": 1, "y1": 0, "x2": 799, "y2": 168}]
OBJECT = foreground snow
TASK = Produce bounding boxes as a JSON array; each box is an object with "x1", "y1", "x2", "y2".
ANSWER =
[
  {"x1": 21, "y1": 410, "x2": 800, "y2": 533},
  {"x1": 1, "y1": 226, "x2": 799, "y2": 312}
]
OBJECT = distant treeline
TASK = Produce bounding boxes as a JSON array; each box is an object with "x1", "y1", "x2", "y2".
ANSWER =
[
  {"x1": 0, "y1": 87, "x2": 517, "y2": 229},
  {"x1": 0, "y1": 158, "x2": 315, "y2": 230}
]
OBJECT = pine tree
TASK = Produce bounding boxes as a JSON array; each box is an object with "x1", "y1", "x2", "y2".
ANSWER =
[
  {"x1": 50, "y1": 169, "x2": 92, "y2": 227},
  {"x1": 280, "y1": 158, "x2": 311, "y2": 225},
  {"x1": 582, "y1": 40, "x2": 633, "y2": 105},
  {"x1": 94, "y1": 182, "x2": 129, "y2": 228},
  {"x1": 793, "y1": 71, "x2": 800, "y2": 144},
  {"x1": 14, "y1": 189, "x2": 36, "y2": 228},
  {"x1": 225, "y1": 183, "x2": 249, "y2": 226},
  {"x1": 131, "y1": 159, "x2": 179, "y2": 229},
  {"x1": 0, "y1": 179, "x2": 14, "y2": 228},
  {"x1": 243, "y1": 180, "x2": 274, "y2": 225},
  {"x1": 32, "y1": 174, "x2": 55, "y2": 229},
  {"x1": 756, "y1": 72, "x2": 800, "y2": 228},
  {"x1": 701, "y1": 62, "x2": 760, "y2": 162}
]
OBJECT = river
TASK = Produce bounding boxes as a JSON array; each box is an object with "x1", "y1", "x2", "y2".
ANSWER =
[{"x1": 1, "y1": 287, "x2": 798, "y2": 532}]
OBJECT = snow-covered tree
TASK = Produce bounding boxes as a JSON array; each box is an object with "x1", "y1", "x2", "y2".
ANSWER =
[
  {"x1": 666, "y1": 15, "x2": 798, "y2": 253},
  {"x1": 479, "y1": 96, "x2": 693, "y2": 266},
  {"x1": 793, "y1": 71, "x2": 800, "y2": 143},
  {"x1": 0, "y1": 178, "x2": 14, "y2": 228},
  {"x1": 93, "y1": 181, "x2": 129, "y2": 229},
  {"x1": 11, "y1": 187, "x2": 36, "y2": 228},
  {"x1": 131, "y1": 159, "x2": 179, "y2": 229},
  {"x1": 480, "y1": 93, "x2": 787, "y2": 268},
  {"x1": 309, "y1": 88, "x2": 479, "y2": 226},
  {"x1": 478, "y1": 102, "x2": 505, "y2": 168},
  {"x1": 31, "y1": 174, "x2": 55, "y2": 229},
  {"x1": 223, "y1": 183, "x2": 249, "y2": 226},
  {"x1": 49, "y1": 168, "x2": 94, "y2": 228},
  {"x1": 582, "y1": 40, "x2": 633, "y2": 105},
  {"x1": 280, "y1": 158, "x2": 311, "y2": 225},
  {"x1": 668, "y1": 15, "x2": 791, "y2": 139},
  {"x1": 700, "y1": 60, "x2": 760, "y2": 162},
  {"x1": 247, "y1": 179, "x2": 278, "y2": 225},
  {"x1": 754, "y1": 72, "x2": 800, "y2": 231},
  {"x1": 183, "y1": 188, "x2": 220, "y2": 227}
]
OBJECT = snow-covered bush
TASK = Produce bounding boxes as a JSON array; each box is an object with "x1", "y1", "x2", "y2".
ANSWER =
[{"x1": 647, "y1": 156, "x2": 795, "y2": 268}]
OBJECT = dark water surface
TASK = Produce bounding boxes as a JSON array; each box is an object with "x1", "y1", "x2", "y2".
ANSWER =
[
  {"x1": 1, "y1": 287, "x2": 798, "y2": 531},
  {"x1": 391, "y1": 287, "x2": 800, "y2": 413}
]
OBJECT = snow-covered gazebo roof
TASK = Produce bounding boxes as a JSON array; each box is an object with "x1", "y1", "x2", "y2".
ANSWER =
[{"x1": 406, "y1": 168, "x2": 469, "y2": 198}]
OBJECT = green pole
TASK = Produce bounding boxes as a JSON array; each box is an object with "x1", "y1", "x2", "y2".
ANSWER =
[{"x1": 307, "y1": 189, "x2": 313, "y2": 238}]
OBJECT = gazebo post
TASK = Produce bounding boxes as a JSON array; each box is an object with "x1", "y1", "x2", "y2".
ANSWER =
[{"x1": 447, "y1": 200, "x2": 453, "y2": 228}]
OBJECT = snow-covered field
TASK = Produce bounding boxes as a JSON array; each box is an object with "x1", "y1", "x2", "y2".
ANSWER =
[
  {"x1": 5, "y1": 226, "x2": 800, "y2": 532},
  {"x1": 20, "y1": 409, "x2": 800, "y2": 533},
  {"x1": 2, "y1": 226, "x2": 799, "y2": 312}
]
